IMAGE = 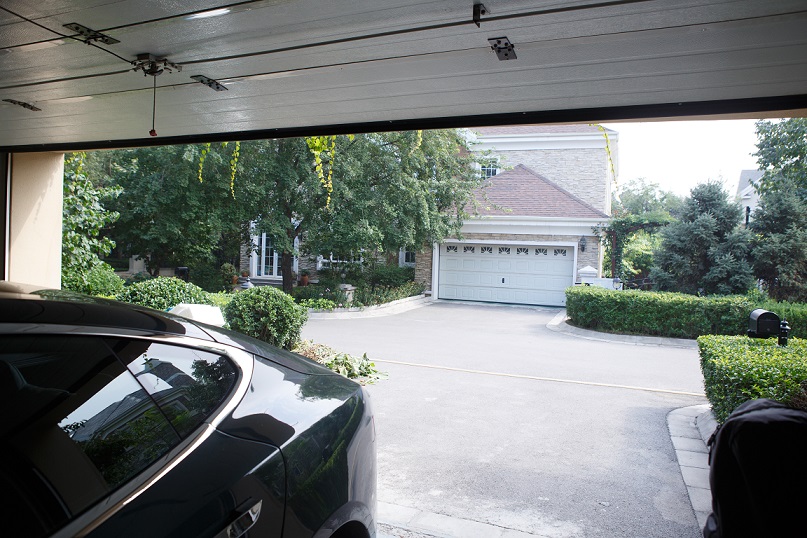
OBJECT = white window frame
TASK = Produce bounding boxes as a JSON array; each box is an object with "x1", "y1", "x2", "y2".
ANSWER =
[
  {"x1": 250, "y1": 231, "x2": 298, "y2": 279},
  {"x1": 398, "y1": 248, "x2": 416, "y2": 267}
]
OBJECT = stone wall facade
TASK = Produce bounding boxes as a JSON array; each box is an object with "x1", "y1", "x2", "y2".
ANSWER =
[
  {"x1": 493, "y1": 148, "x2": 611, "y2": 214},
  {"x1": 414, "y1": 245, "x2": 434, "y2": 287}
]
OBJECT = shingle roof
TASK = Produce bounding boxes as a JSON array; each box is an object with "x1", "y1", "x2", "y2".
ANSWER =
[
  {"x1": 472, "y1": 124, "x2": 608, "y2": 135},
  {"x1": 473, "y1": 164, "x2": 609, "y2": 219}
]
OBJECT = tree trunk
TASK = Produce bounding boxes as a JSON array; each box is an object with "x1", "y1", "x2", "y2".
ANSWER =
[{"x1": 281, "y1": 251, "x2": 294, "y2": 294}]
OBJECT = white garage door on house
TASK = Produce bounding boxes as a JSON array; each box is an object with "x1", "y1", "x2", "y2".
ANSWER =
[{"x1": 438, "y1": 243, "x2": 575, "y2": 306}]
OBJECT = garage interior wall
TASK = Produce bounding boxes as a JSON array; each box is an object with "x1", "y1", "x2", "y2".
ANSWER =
[
  {"x1": 8, "y1": 153, "x2": 64, "y2": 288},
  {"x1": 1, "y1": 153, "x2": 7, "y2": 281}
]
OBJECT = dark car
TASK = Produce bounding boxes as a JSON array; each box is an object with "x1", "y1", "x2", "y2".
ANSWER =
[{"x1": 0, "y1": 282, "x2": 376, "y2": 538}]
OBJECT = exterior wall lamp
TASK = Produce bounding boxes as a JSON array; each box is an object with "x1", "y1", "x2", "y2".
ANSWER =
[{"x1": 579, "y1": 236, "x2": 587, "y2": 252}]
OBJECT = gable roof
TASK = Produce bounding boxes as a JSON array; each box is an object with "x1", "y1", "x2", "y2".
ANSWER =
[
  {"x1": 737, "y1": 169, "x2": 763, "y2": 195},
  {"x1": 473, "y1": 164, "x2": 609, "y2": 219}
]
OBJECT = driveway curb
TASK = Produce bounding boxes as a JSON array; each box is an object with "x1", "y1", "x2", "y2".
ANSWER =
[
  {"x1": 547, "y1": 310, "x2": 699, "y2": 349},
  {"x1": 307, "y1": 294, "x2": 433, "y2": 319},
  {"x1": 667, "y1": 404, "x2": 718, "y2": 532}
]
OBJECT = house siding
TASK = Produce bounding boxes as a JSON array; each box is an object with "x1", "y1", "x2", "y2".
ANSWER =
[
  {"x1": 414, "y1": 246, "x2": 434, "y2": 287},
  {"x1": 494, "y1": 148, "x2": 611, "y2": 214}
]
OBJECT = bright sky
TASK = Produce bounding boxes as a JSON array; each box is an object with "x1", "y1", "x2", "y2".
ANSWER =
[{"x1": 600, "y1": 119, "x2": 763, "y2": 197}]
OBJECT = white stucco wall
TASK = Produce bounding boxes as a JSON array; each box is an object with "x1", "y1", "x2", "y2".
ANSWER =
[{"x1": 8, "y1": 152, "x2": 64, "y2": 288}]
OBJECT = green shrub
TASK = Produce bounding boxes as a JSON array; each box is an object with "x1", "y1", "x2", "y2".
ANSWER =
[
  {"x1": 565, "y1": 286, "x2": 750, "y2": 339},
  {"x1": 292, "y1": 284, "x2": 349, "y2": 305},
  {"x1": 699, "y1": 335, "x2": 807, "y2": 422},
  {"x1": 63, "y1": 261, "x2": 125, "y2": 296},
  {"x1": 224, "y1": 286, "x2": 308, "y2": 350},
  {"x1": 299, "y1": 298, "x2": 338, "y2": 311},
  {"x1": 220, "y1": 263, "x2": 238, "y2": 290},
  {"x1": 565, "y1": 286, "x2": 807, "y2": 339},
  {"x1": 367, "y1": 264, "x2": 415, "y2": 288},
  {"x1": 352, "y1": 281, "x2": 425, "y2": 307},
  {"x1": 188, "y1": 261, "x2": 225, "y2": 292},
  {"x1": 293, "y1": 340, "x2": 385, "y2": 383},
  {"x1": 116, "y1": 277, "x2": 213, "y2": 310},
  {"x1": 757, "y1": 300, "x2": 807, "y2": 339},
  {"x1": 85, "y1": 263, "x2": 125, "y2": 297},
  {"x1": 208, "y1": 291, "x2": 234, "y2": 309},
  {"x1": 125, "y1": 271, "x2": 153, "y2": 285}
]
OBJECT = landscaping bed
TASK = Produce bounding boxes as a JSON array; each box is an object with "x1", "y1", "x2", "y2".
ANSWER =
[{"x1": 699, "y1": 335, "x2": 807, "y2": 422}]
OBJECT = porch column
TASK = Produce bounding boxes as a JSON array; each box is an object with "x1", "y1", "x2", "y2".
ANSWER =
[{"x1": 6, "y1": 152, "x2": 64, "y2": 288}]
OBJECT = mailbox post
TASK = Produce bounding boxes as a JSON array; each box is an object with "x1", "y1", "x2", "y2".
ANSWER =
[
  {"x1": 748, "y1": 309, "x2": 791, "y2": 347},
  {"x1": 748, "y1": 309, "x2": 780, "y2": 338}
]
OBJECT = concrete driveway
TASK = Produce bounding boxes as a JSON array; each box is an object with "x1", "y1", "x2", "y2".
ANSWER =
[{"x1": 302, "y1": 301, "x2": 707, "y2": 538}]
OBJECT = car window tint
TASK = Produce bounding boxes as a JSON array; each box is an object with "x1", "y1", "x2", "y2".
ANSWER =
[
  {"x1": 0, "y1": 336, "x2": 180, "y2": 538},
  {"x1": 109, "y1": 340, "x2": 238, "y2": 438}
]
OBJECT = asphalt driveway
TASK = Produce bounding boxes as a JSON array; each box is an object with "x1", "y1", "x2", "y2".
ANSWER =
[{"x1": 302, "y1": 301, "x2": 707, "y2": 538}]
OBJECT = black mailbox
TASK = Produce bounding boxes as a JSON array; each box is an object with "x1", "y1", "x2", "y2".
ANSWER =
[
  {"x1": 174, "y1": 266, "x2": 190, "y2": 282},
  {"x1": 748, "y1": 309, "x2": 780, "y2": 338}
]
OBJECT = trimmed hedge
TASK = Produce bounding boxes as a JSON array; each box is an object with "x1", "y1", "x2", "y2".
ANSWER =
[
  {"x1": 566, "y1": 286, "x2": 749, "y2": 339},
  {"x1": 566, "y1": 286, "x2": 807, "y2": 339},
  {"x1": 223, "y1": 286, "x2": 307, "y2": 350},
  {"x1": 116, "y1": 277, "x2": 213, "y2": 310},
  {"x1": 699, "y1": 335, "x2": 807, "y2": 422}
]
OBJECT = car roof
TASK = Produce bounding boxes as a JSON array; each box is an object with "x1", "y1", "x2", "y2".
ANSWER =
[
  {"x1": 0, "y1": 282, "x2": 336, "y2": 376},
  {"x1": 0, "y1": 282, "x2": 214, "y2": 340}
]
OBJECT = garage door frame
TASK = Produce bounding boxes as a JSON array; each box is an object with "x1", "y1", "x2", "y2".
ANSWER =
[{"x1": 433, "y1": 239, "x2": 579, "y2": 306}]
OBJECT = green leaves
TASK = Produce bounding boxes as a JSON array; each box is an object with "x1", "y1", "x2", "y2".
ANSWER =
[
  {"x1": 651, "y1": 182, "x2": 753, "y2": 295},
  {"x1": 115, "y1": 277, "x2": 213, "y2": 310},
  {"x1": 699, "y1": 335, "x2": 807, "y2": 422},
  {"x1": 753, "y1": 118, "x2": 807, "y2": 196},
  {"x1": 293, "y1": 340, "x2": 385, "y2": 384},
  {"x1": 223, "y1": 286, "x2": 307, "y2": 350},
  {"x1": 62, "y1": 153, "x2": 122, "y2": 292}
]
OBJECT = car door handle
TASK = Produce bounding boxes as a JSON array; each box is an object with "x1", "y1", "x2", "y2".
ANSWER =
[{"x1": 214, "y1": 499, "x2": 262, "y2": 538}]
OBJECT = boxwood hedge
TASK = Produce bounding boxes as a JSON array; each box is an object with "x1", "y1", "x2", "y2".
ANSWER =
[
  {"x1": 698, "y1": 335, "x2": 807, "y2": 422},
  {"x1": 223, "y1": 286, "x2": 308, "y2": 350},
  {"x1": 115, "y1": 277, "x2": 213, "y2": 311},
  {"x1": 565, "y1": 286, "x2": 807, "y2": 339}
]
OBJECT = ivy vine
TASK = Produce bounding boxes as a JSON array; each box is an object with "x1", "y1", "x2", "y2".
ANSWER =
[
  {"x1": 593, "y1": 211, "x2": 672, "y2": 279},
  {"x1": 197, "y1": 141, "x2": 241, "y2": 197}
]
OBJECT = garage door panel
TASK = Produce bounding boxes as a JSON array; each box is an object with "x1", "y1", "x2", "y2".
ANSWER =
[
  {"x1": 479, "y1": 260, "x2": 495, "y2": 271},
  {"x1": 439, "y1": 243, "x2": 575, "y2": 307}
]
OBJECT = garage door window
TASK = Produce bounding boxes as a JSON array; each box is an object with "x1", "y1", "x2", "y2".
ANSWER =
[
  {"x1": 481, "y1": 246, "x2": 493, "y2": 254},
  {"x1": 499, "y1": 247, "x2": 510, "y2": 255},
  {"x1": 464, "y1": 246, "x2": 475, "y2": 253},
  {"x1": 536, "y1": 248, "x2": 548, "y2": 255},
  {"x1": 554, "y1": 249, "x2": 567, "y2": 256}
]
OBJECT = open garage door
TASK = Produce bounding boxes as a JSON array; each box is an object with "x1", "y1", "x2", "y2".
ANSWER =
[{"x1": 437, "y1": 243, "x2": 575, "y2": 307}]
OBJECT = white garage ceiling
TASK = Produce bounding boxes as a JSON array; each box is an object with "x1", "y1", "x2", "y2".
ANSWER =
[{"x1": 1, "y1": 0, "x2": 806, "y2": 151}]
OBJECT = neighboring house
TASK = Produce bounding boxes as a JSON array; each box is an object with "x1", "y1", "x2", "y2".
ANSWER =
[
  {"x1": 414, "y1": 124, "x2": 615, "y2": 307},
  {"x1": 242, "y1": 124, "x2": 615, "y2": 305},
  {"x1": 737, "y1": 169, "x2": 763, "y2": 223}
]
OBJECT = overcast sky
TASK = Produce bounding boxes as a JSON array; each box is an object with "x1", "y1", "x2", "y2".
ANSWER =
[{"x1": 600, "y1": 119, "x2": 763, "y2": 197}]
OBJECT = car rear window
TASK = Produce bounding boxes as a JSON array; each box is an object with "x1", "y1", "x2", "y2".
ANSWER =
[{"x1": 0, "y1": 335, "x2": 237, "y2": 538}]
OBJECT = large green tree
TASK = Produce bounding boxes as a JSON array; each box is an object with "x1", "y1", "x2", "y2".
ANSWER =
[
  {"x1": 750, "y1": 182, "x2": 807, "y2": 301},
  {"x1": 242, "y1": 130, "x2": 484, "y2": 293},
  {"x1": 753, "y1": 118, "x2": 807, "y2": 197},
  {"x1": 62, "y1": 153, "x2": 121, "y2": 291},
  {"x1": 601, "y1": 178, "x2": 680, "y2": 279},
  {"x1": 651, "y1": 182, "x2": 754, "y2": 295},
  {"x1": 101, "y1": 144, "x2": 247, "y2": 277}
]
